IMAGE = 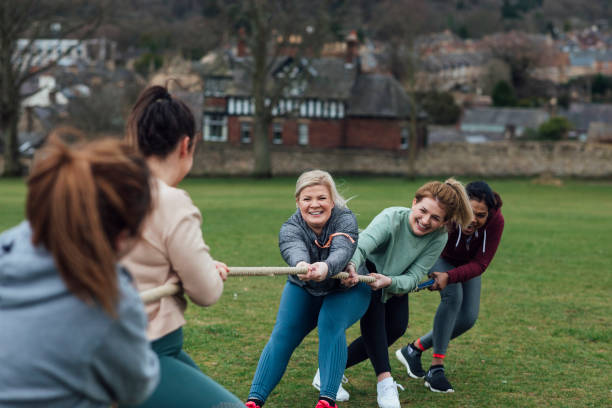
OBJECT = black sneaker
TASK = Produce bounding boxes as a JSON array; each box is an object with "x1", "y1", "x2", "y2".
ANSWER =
[
  {"x1": 424, "y1": 365, "x2": 454, "y2": 393},
  {"x1": 395, "y1": 345, "x2": 426, "y2": 379}
]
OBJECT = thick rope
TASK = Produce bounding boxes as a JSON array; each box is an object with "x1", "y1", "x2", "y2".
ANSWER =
[{"x1": 140, "y1": 266, "x2": 376, "y2": 304}]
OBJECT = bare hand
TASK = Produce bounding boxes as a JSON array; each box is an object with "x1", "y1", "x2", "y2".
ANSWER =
[
  {"x1": 215, "y1": 261, "x2": 229, "y2": 281},
  {"x1": 367, "y1": 273, "x2": 392, "y2": 290},
  {"x1": 296, "y1": 261, "x2": 328, "y2": 282},
  {"x1": 430, "y1": 271, "x2": 449, "y2": 291},
  {"x1": 341, "y1": 263, "x2": 359, "y2": 287}
]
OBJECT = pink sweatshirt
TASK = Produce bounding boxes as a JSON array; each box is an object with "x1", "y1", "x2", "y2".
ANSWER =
[{"x1": 122, "y1": 179, "x2": 223, "y2": 341}]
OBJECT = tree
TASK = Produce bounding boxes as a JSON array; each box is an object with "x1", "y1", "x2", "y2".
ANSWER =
[
  {"x1": 538, "y1": 116, "x2": 572, "y2": 140},
  {"x1": 492, "y1": 80, "x2": 517, "y2": 107},
  {"x1": 485, "y1": 31, "x2": 550, "y2": 91},
  {"x1": 0, "y1": 0, "x2": 106, "y2": 176},
  {"x1": 419, "y1": 91, "x2": 461, "y2": 125},
  {"x1": 367, "y1": 0, "x2": 436, "y2": 179},
  {"x1": 220, "y1": 0, "x2": 339, "y2": 177}
]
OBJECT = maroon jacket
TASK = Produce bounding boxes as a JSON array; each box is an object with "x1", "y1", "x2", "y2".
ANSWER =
[{"x1": 443, "y1": 193, "x2": 505, "y2": 284}]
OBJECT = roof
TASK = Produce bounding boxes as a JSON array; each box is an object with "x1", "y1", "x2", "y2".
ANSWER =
[
  {"x1": 221, "y1": 55, "x2": 358, "y2": 100},
  {"x1": 202, "y1": 51, "x2": 413, "y2": 119},
  {"x1": 561, "y1": 103, "x2": 612, "y2": 131},
  {"x1": 421, "y1": 52, "x2": 488, "y2": 72},
  {"x1": 461, "y1": 107, "x2": 549, "y2": 129},
  {"x1": 348, "y1": 73, "x2": 412, "y2": 118}
]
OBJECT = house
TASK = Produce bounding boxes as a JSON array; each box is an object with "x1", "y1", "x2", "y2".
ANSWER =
[
  {"x1": 561, "y1": 102, "x2": 612, "y2": 142},
  {"x1": 15, "y1": 38, "x2": 117, "y2": 68},
  {"x1": 200, "y1": 34, "x2": 421, "y2": 152},
  {"x1": 417, "y1": 52, "x2": 488, "y2": 92},
  {"x1": 460, "y1": 107, "x2": 550, "y2": 141}
]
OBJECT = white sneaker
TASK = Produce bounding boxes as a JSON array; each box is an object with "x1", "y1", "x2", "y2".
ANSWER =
[
  {"x1": 312, "y1": 368, "x2": 350, "y2": 402},
  {"x1": 376, "y1": 377, "x2": 405, "y2": 408}
]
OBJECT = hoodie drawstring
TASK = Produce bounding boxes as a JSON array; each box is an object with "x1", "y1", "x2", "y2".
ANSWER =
[
  {"x1": 455, "y1": 225, "x2": 487, "y2": 254},
  {"x1": 455, "y1": 225, "x2": 462, "y2": 247}
]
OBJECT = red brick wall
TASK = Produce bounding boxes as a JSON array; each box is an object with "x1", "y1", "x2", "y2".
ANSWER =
[
  {"x1": 345, "y1": 118, "x2": 403, "y2": 150},
  {"x1": 204, "y1": 97, "x2": 226, "y2": 109},
  {"x1": 304, "y1": 120, "x2": 344, "y2": 148},
  {"x1": 224, "y1": 116, "x2": 408, "y2": 150},
  {"x1": 226, "y1": 117, "x2": 345, "y2": 148}
]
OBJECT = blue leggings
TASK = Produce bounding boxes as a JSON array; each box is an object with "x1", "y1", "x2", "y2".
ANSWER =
[
  {"x1": 419, "y1": 258, "x2": 481, "y2": 355},
  {"x1": 248, "y1": 281, "x2": 371, "y2": 402}
]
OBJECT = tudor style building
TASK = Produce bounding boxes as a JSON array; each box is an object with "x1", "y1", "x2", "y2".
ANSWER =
[{"x1": 201, "y1": 35, "x2": 423, "y2": 152}]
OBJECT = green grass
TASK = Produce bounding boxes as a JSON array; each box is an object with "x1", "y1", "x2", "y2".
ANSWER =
[{"x1": 2, "y1": 177, "x2": 611, "y2": 407}]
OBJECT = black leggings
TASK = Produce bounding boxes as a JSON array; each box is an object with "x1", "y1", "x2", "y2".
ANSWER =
[{"x1": 345, "y1": 263, "x2": 409, "y2": 375}]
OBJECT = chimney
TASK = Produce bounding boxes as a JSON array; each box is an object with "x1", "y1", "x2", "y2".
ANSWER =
[
  {"x1": 237, "y1": 27, "x2": 247, "y2": 57},
  {"x1": 345, "y1": 30, "x2": 359, "y2": 65}
]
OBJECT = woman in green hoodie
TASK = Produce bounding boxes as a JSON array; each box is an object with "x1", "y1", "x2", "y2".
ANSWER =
[{"x1": 340, "y1": 178, "x2": 473, "y2": 408}]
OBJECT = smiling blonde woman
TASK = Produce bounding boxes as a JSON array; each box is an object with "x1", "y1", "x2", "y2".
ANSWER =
[{"x1": 245, "y1": 170, "x2": 370, "y2": 408}]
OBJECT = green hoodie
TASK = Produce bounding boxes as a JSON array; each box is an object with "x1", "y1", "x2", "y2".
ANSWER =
[{"x1": 351, "y1": 207, "x2": 448, "y2": 302}]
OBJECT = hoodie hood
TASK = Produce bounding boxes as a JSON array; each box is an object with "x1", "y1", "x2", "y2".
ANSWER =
[
  {"x1": 0, "y1": 221, "x2": 68, "y2": 308},
  {"x1": 452, "y1": 192, "x2": 503, "y2": 254}
]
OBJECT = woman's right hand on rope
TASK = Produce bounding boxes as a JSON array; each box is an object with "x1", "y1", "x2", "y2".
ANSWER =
[
  {"x1": 367, "y1": 273, "x2": 392, "y2": 290},
  {"x1": 215, "y1": 261, "x2": 229, "y2": 281}
]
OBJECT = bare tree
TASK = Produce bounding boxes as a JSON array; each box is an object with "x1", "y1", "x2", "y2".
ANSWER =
[
  {"x1": 0, "y1": 0, "x2": 107, "y2": 176},
  {"x1": 484, "y1": 31, "x2": 551, "y2": 90},
  {"x1": 368, "y1": 0, "x2": 434, "y2": 179},
  {"x1": 222, "y1": 0, "x2": 339, "y2": 177}
]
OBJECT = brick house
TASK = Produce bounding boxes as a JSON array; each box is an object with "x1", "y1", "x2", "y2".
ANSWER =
[{"x1": 200, "y1": 36, "x2": 422, "y2": 152}]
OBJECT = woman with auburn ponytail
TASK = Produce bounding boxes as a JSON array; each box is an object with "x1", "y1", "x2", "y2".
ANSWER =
[
  {"x1": 396, "y1": 181, "x2": 505, "y2": 394},
  {"x1": 121, "y1": 85, "x2": 242, "y2": 408},
  {"x1": 0, "y1": 135, "x2": 159, "y2": 408},
  {"x1": 336, "y1": 178, "x2": 473, "y2": 408}
]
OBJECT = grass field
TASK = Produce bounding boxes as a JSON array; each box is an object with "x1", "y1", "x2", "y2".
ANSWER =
[{"x1": 1, "y1": 176, "x2": 611, "y2": 407}]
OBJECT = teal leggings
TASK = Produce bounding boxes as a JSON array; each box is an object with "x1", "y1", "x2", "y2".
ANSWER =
[
  {"x1": 122, "y1": 328, "x2": 243, "y2": 408},
  {"x1": 249, "y1": 281, "x2": 371, "y2": 403}
]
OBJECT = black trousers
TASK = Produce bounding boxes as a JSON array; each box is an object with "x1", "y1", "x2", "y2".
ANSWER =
[{"x1": 345, "y1": 261, "x2": 409, "y2": 375}]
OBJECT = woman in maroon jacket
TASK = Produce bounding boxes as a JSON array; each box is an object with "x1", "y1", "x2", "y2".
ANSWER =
[{"x1": 395, "y1": 181, "x2": 504, "y2": 394}]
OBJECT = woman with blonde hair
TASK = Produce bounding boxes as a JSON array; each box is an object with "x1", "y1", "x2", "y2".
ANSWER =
[
  {"x1": 122, "y1": 85, "x2": 241, "y2": 408},
  {"x1": 245, "y1": 170, "x2": 371, "y2": 408},
  {"x1": 339, "y1": 178, "x2": 473, "y2": 408},
  {"x1": 0, "y1": 136, "x2": 159, "y2": 407}
]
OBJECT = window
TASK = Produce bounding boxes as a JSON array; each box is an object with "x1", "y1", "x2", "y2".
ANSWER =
[
  {"x1": 273, "y1": 123, "x2": 283, "y2": 145},
  {"x1": 203, "y1": 114, "x2": 227, "y2": 142},
  {"x1": 298, "y1": 123, "x2": 309, "y2": 145},
  {"x1": 240, "y1": 121, "x2": 252, "y2": 143},
  {"x1": 204, "y1": 78, "x2": 227, "y2": 96},
  {"x1": 400, "y1": 127, "x2": 410, "y2": 150}
]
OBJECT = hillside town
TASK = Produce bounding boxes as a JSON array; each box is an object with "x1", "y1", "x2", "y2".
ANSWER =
[{"x1": 3, "y1": 1, "x2": 612, "y2": 177}]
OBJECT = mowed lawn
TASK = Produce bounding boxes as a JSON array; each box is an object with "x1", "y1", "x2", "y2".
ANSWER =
[{"x1": 1, "y1": 176, "x2": 610, "y2": 407}]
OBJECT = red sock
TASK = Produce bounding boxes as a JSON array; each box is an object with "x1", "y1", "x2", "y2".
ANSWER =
[
  {"x1": 432, "y1": 353, "x2": 446, "y2": 360},
  {"x1": 414, "y1": 338, "x2": 426, "y2": 352}
]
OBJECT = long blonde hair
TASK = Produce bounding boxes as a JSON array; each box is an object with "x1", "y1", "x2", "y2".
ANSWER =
[
  {"x1": 295, "y1": 169, "x2": 347, "y2": 208},
  {"x1": 27, "y1": 134, "x2": 152, "y2": 316},
  {"x1": 414, "y1": 177, "x2": 473, "y2": 228}
]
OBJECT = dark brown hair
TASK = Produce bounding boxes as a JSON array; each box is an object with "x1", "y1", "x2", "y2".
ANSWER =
[
  {"x1": 414, "y1": 177, "x2": 473, "y2": 228},
  {"x1": 126, "y1": 85, "x2": 196, "y2": 158},
  {"x1": 26, "y1": 134, "x2": 152, "y2": 316}
]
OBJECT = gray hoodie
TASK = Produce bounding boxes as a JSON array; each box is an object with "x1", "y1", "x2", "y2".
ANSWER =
[
  {"x1": 280, "y1": 206, "x2": 359, "y2": 296},
  {"x1": 0, "y1": 221, "x2": 159, "y2": 408}
]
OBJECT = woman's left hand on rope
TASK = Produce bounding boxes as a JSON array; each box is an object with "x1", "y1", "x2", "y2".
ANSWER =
[
  {"x1": 297, "y1": 261, "x2": 328, "y2": 282},
  {"x1": 429, "y1": 271, "x2": 449, "y2": 291},
  {"x1": 367, "y1": 273, "x2": 392, "y2": 290},
  {"x1": 215, "y1": 261, "x2": 229, "y2": 281},
  {"x1": 340, "y1": 262, "x2": 359, "y2": 287}
]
